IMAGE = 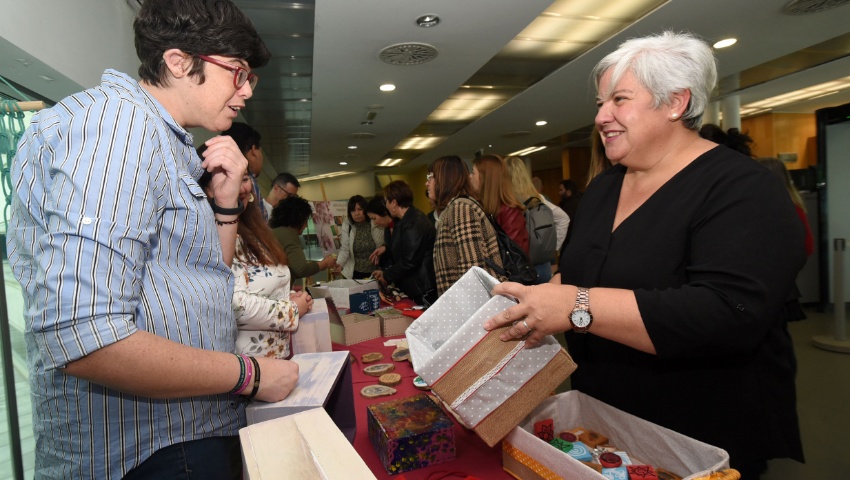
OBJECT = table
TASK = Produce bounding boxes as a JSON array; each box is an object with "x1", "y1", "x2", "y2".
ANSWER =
[{"x1": 334, "y1": 337, "x2": 513, "y2": 480}]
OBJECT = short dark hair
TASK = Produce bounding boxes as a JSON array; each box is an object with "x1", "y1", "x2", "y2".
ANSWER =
[
  {"x1": 365, "y1": 195, "x2": 390, "y2": 218},
  {"x1": 560, "y1": 179, "x2": 579, "y2": 194},
  {"x1": 273, "y1": 172, "x2": 300, "y2": 189},
  {"x1": 347, "y1": 195, "x2": 368, "y2": 223},
  {"x1": 134, "y1": 0, "x2": 271, "y2": 87},
  {"x1": 270, "y1": 195, "x2": 313, "y2": 229},
  {"x1": 222, "y1": 122, "x2": 261, "y2": 154},
  {"x1": 383, "y1": 180, "x2": 414, "y2": 209}
]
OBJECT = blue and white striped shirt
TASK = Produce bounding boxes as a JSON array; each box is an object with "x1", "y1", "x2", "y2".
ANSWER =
[{"x1": 7, "y1": 70, "x2": 244, "y2": 479}]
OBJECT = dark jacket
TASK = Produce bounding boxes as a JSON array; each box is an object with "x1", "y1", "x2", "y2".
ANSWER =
[{"x1": 382, "y1": 207, "x2": 437, "y2": 306}]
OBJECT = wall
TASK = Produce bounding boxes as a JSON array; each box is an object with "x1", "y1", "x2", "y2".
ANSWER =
[
  {"x1": 377, "y1": 164, "x2": 432, "y2": 213},
  {"x1": 298, "y1": 173, "x2": 378, "y2": 202},
  {"x1": 0, "y1": 0, "x2": 138, "y2": 93},
  {"x1": 741, "y1": 112, "x2": 817, "y2": 169}
]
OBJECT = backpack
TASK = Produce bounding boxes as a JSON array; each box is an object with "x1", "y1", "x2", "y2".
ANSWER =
[
  {"x1": 524, "y1": 197, "x2": 557, "y2": 265},
  {"x1": 484, "y1": 214, "x2": 538, "y2": 286}
]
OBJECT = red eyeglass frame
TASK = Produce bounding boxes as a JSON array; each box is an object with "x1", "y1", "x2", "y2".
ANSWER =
[{"x1": 197, "y1": 54, "x2": 258, "y2": 90}]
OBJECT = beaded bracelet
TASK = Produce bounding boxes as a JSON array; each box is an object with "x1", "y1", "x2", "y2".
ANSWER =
[
  {"x1": 247, "y1": 356, "x2": 261, "y2": 399},
  {"x1": 215, "y1": 217, "x2": 239, "y2": 226},
  {"x1": 233, "y1": 354, "x2": 254, "y2": 395},
  {"x1": 229, "y1": 354, "x2": 246, "y2": 394}
]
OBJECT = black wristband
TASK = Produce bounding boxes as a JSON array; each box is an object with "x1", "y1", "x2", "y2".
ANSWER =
[
  {"x1": 247, "y1": 356, "x2": 261, "y2": 399},
  {"x1": 210, "y1": 199, "x2": 245, "y2": 216}
]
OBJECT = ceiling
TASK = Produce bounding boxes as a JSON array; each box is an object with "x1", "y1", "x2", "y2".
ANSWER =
[
  {"x1": 231, "y1": 0, "x2": 850, "y2": 181},
  {"x1": 3, "y1": 0, "x2": 850, "y2": 182}
]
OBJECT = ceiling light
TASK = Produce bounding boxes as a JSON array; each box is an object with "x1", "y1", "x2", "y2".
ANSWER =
[
  {"x1": 15, "y1": 58, "x2": 30, "y2": 66},
  {"x1": 339, "y1": 162, "x2": 348, "y2": 165},
  {"x1": 415, "y1": 14, "x2": 440, "y2": 28},
  {"x1": 39, "y1": 75, "x2": 54, "y2": 82},
  {"x1": 508, "y1": 146, "x2": 547, "y2": 157},
  {"x1": 379, "y1": 84, "x2": 396, "y2": 92},
  {"x1": 347, "y1": 145, "x2": 358, "y2": 150},
  {"x1": 535, "y1": 120, "x2": 548, "y2": 126},
  {"x1": 298, "y1": 171, "x2": 355, "y2": 183},
  {"x1": 713, "y1": 38, "x2": 737, "y2": 49}
]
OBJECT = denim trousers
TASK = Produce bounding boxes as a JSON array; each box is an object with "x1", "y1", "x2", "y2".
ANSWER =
[{"x1": 123, "y1": 436, "x2": 241, "y2": 480}]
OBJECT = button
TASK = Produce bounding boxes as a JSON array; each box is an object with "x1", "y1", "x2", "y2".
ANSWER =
[
  {"x1": 81, "y1": 217, "x2": 92, "y2": 225},
  {"x1": 736, "y1": 304, "x2": 745, "y2": 311}
]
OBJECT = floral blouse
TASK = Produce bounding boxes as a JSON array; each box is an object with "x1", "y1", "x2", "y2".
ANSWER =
[{"x1": 231, "y1": 237, "x2": 299, "y2": 359}]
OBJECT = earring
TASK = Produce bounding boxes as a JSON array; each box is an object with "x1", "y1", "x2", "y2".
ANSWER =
[
  {"x1": 670, "y1": 113, "x2": 679, "y2": 121},
  {"x1": 248, "y1": 193, "x2": 255, "y2": 203}
]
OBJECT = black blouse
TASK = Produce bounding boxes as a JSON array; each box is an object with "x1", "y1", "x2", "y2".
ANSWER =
[{"x1": 561, "y1": 146, "x2": 805, "y2": 465}]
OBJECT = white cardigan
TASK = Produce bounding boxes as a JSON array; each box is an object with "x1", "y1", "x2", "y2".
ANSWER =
[{"x1": 336, "y1": 218, "x2": 386, "y2": 279}]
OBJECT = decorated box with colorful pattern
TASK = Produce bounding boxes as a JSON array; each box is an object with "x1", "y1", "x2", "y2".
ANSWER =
[{"x1": 366, "y1": 393, "x2": 456, "y2": 474}]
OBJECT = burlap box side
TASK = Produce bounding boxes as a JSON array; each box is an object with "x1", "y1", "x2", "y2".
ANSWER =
[{"x1": 501, "y1": 391, "x2": 729, "y2": 480}]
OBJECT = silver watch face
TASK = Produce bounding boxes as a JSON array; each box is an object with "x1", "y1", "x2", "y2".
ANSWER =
[{"x1": 570, "y1": 310, "x2": 592, "y2": 328}]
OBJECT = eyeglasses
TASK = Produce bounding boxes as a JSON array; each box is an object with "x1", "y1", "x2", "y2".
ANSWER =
[
  {"x1": 197, "y1": 55, "x2": 259, "y2": 90},
  {"x1": 275, "y1": 184, "x2": 299, "y2": 198}
]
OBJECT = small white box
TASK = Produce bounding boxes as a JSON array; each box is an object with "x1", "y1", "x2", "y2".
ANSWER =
[
  {"x1": 246, "y1": 351, "x2": 355, "y2": 442},
  {"x1": 291, "y1": 298, "x2": 332, "y2": 354},
  {"x1": 310, "y1": 279, "x2": 379, "y2": 309},
  {"x1": 502, "y1": 391, "x2": 729, "y2": 480},
  {"x1": 240, "y1": 408, "x2": 376, "y2": 480}
]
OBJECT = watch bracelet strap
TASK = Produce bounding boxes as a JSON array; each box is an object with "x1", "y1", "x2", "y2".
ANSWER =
[{"x1": 210, "y1": 198, "x2": 245, "y2": 216}]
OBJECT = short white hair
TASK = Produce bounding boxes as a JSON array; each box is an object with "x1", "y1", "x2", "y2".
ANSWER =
[{"x1": 592, "y1": 31, "x2": 717, "y2": 130}]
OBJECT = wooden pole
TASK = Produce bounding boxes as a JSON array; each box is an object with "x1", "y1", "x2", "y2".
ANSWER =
[{"x1": 2, "y1": 100, "x2": 45, "y2": 113}]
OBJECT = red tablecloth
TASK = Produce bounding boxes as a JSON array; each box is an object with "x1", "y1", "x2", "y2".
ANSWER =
[{"x1": 334, "y1": 337, "x2": 512, "y2": 480}]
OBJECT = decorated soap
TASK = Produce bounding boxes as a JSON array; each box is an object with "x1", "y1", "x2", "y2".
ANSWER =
[
  {"x1": 548, "y1": 437, "x2": 573, "y2": 453},
  {"x1": 627, "y1": 465, "x2": 659, "y2": 480},
  {"x1": 565, "y1": 441, "x2": 593, "y2": 462},
  {"x1": 534, "y1": 419, "x2": 554, "y2": 442},
  {"x1": 579, "y1": 429, "x2": 609, "y2": 448},
  {"x1": 602, "y1": 467, "x2": 629, "y2": 480}
]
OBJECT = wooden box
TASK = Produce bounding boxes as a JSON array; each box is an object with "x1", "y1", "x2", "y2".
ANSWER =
[{"x1": 367, "y1": 393, "x2": 456, "y2": 475}]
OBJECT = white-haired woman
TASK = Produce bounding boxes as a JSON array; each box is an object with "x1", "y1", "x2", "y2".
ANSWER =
[{"x1": 485, "y1": 32, "x2": 804, "y2": 478}]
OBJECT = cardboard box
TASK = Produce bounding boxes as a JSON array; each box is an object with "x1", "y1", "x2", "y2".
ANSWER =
[
  {"x1": 376, "y1": 308, "x2": 414, "y2": 337},
  {"x1": 291, "y1": 297, "x2": 332, "y2": 354},
  {"x1": 240, "y1": 407, "x2": 376, "y2": 480},
  {"x1": 309, "y1": 278, "x2": 380, "y2": 310},
  {"x1": 367, "y1": 393, "x2": 456, "y2": 474},
  {"x1": 501, "y1": 391, "x2": 730, "y2": 480},
  {"x1": 246, "y1": 351, "x2": 356, "y2": 442},
  {"x1": 329, "y1": 310, "x2": 381, "y2": 346},
  {"x1": 349, "y1": 289, "x2": 381, "y2": 314},
  {"x1": 407, "y1": 267, "x2": 576, "y2": 447}
]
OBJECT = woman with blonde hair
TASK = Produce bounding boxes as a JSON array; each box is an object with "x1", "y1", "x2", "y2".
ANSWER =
[
  {"x1": 471, "y1": 154, "x2": 529, "y2": 254},
  {"x1": 504, "y1": 156, "x2": 570, "y2": 283}
]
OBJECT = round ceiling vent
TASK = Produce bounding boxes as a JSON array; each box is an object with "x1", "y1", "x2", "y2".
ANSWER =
[
  {"x1": 784, "y1": 0, "x2": 850, "y2": 14},
  {"x1": 379, "y1": 43, "x2": 438, "y2": 66}
]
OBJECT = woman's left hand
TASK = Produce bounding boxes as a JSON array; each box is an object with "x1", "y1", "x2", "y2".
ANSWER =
[
  {"x1": 483, "y1": 281, "x2": 575, "y2": 347},
  {"x1": 372, "y1": 270, "x2": 386, "y2": 284},
  {"x1": 369, "y1": 246, "x2": 386, "y2": 265}
]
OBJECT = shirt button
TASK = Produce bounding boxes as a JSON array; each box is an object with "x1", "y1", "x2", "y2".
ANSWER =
[
  {"x1": 736, "y1": 304, "x2": 745, "y2": 311},
  {"x1": 81, "y1": 217, "x2": 92, "y2": 225}
]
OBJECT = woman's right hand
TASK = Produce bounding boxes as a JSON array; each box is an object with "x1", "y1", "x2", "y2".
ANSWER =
[
  {"x1": 318, "y1": 254, "x2": 336, "y2": 270},
  {"x1": 252, "y1": 357, "x2": 299, "y2": 402},
  {"x1": 369, "y1": 245, "x2": 387, "y2": 265},
  {"x1": 291, "y1": 290, "x2": 313, "y2": 314}
]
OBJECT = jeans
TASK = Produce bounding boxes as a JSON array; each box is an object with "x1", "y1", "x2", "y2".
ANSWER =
[{"x1": 123, "y1": 436, "x2": 242, "y2": 480}]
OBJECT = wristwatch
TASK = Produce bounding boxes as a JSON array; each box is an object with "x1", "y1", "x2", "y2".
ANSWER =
[{"x1": 569, "y1": 287, "x2": 593, "y2": 333}]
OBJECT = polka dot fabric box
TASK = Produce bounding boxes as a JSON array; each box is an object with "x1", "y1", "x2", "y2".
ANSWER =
[
  {"x1": 406, "y1": 267, "x2": 577, "y2": 447},
  {"x1": 502, "y1": 391, "x2": 730, "y2": 480},
  {"x1": 366, "y1": 393, "x2": 456, "y2": 474}
]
